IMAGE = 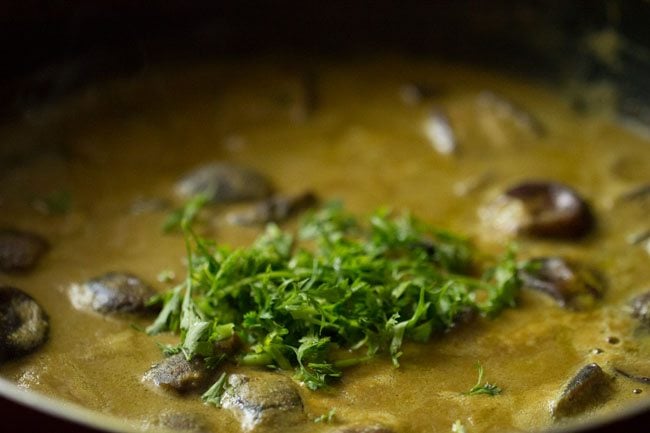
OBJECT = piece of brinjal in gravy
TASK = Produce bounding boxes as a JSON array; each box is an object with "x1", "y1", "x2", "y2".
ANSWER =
[
  {"x1": 175, "y1": 162, "x2": 273, "y2": 204},
  {"x1": 481, "y1": 181, "x2": 594, "y2": 239},
  {"x1": 476, "y1": 90, "x2": 546, "y2": 139},
  {"x1": 629, "y1": 291, "x2": 650, "y2": 326},
  {"x1": 519, "y1": 257, "x2": 605, "y2": 310},
  {"x1": 226, "y1": 191, "x2": 318, "y2": 226},
  {"x1": 142, "y1": 353, "x2": 212, "y2": 394},
  {"x1": 220, "y1": 372, "x2": 305, "y2": 431},
  {"x1": 0, "y1": 286, "x2": 49, "y2": 362},
  {"x1": 423, "y1": 108, "x2": 457, "y2": 156},
  {"x1": 552, "y1": 363, "x2": 613, "y2": 419},
  {"x1": 69, "y1": 272, "x2": 157, "y2": 315},
  {"x1": 0, "y1": 229, "x2": 49, "y2": 272}
]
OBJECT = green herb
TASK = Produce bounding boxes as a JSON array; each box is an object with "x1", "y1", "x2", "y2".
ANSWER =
[
  {"x1": 451, "y1": 419, "x2": 467, "y2": 433},
  {"x1": 146, "y1": 285, "x2": 184, "y2": 335},
  {"x1": 162, "y1": 193, "x2": 209, "y2": 233},
  {"x1": 313, "y1": 408, "x2": 337, "y2": 424},
  {"x1": 157, "y1": 269, "x2": 176, "y2": 283},
  {"x1": 149, "y1": 201, "x2": 521, "y2": 390},
  {"x1": 159, "y1": 343, "x2": 183, "y2": 357},
  {"x1": 202, "y1": 372, "x2": 228, "y2": 407},
  {"x1": 466, "y1": 363, "x2": 501, "y2": 396}
]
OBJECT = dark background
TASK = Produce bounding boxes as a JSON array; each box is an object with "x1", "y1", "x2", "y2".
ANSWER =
[{"x1": 3, "y1": 0, "x2": 650, "y2": 120}]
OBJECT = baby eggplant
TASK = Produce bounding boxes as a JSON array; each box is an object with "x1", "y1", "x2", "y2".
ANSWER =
[
  {"x1": 221, "y1": 372, "x2": 305, "y2": 431},
  {"x1": 482, "y1": 181, "x2": 593, "y2": 239},
  {"x1": 0, "y1": 286, "x2": 49, "y2": 362},
  {"x1": 423, "y1": 108, "x2": 457, "y2": 156},
  {"x1": 143, "y1": 353, "x2": 211, "y2": 394},
  {"x1": 519, "y1": 257, "x2": 604, "y2": 310},
  {"x1": 0, "y1": 229, "x2": 49, "y2": 272},
  {"x1": 476, "y1": 91, "x2": 546, "y2": 139},
  {"x1": 551, "y1": 363, "x2": 612, "y2": 419},
  {"x1": 629, "y1": 291, "x2": 650, "y2": 326},
  {"x1": 69, "y1": 272, "x2": 157, "y2": 315},
  {"x1": 175, "y1": 162, "x2": 273, "y2": 204},
  {"x1": 226, "y1": 191, "x2": 317, "y2": 226}
]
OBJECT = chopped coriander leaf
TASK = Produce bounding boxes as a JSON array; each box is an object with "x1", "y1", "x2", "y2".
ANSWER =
[
  {"x1": 157, "y1": 269, "x2": 176, "y2": 283},
  {"x1": 451, "y1": 419, "x2": 467, "y2": 433},
  {"x1": 313, "y1": 408, "x2": 337, "y2": 424},
  {"x1": 466, "y1": 363, "x2": 502, "y2": 396},
  {"x1": 162, "y1": 193, "x2": 209, "y2": 233},
  {"x1": 202, "y1": 372, "x2": 228, "y2": 406},
  {"x1": 159, "y1": 343, "x2": 183, "y2": 357},
  {"x1": 149, "y1": 202, "x2": 522, "y2": 390},
  {"x1": 146, "y1": 285, "x2": 183, "y2": 335}
]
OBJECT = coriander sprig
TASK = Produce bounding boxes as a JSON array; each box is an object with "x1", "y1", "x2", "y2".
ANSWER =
[
  {"x1": 466, "y1": 363, "x2": 502, "y2": 396},
  {"x1": 148, "y1": 201, "x2": 521, "y2": 390}
]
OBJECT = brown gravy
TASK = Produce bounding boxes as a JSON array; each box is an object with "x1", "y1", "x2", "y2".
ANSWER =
[{"x1": 2, "y1": 56, "x2": 650, "y2": 433}]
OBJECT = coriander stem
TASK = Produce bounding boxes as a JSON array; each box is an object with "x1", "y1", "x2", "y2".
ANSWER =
[
  {"x1": 219, "y1": 269, "x2": 313, "y2": 294},
  {"x1": 333, "y1": 355, "x2": 373, "y2": 368},
  {"x1": 241, "y1": 353, "x2": 273, "y2": 366}
]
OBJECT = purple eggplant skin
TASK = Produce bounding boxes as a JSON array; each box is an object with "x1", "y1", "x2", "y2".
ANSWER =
[
  {"x1": 175, "y1": 162, "x2": 273, "y2": 204},
  {"x1": 486, "y1": 181, "x2": 594, "y2": 239},
  {"x1": 552, "y1": 363, "x2": 613, "y2": 419},
  {"x1": 221, "y1": 372, "x2": 305, "y2": 430},
  {"x1": 519, "y1": 257, "x2": 605, "y2": 310},
  {"x1": 70, "y1": 272, "x2": 158, "y2": 315},
  {"x1": 226, "y1": 191, "x2": 317, "y2": 226},
  {"x1": 630, "y1": 291, "x2": 650, "y2": 326},
  {"x1": 142, "y1": 353, "x2": 211, "y2": 394},
  {"x1": 0, "y1": 229, "x2": 49, "y2": 273},
  {"x1": 0, "y1": 286, "x2": 49, "y2": 362}
]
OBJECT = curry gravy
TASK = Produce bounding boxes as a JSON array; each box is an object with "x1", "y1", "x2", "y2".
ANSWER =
[{"x1": 2, "y1": 56, "x2": 650, "y2": 433}]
